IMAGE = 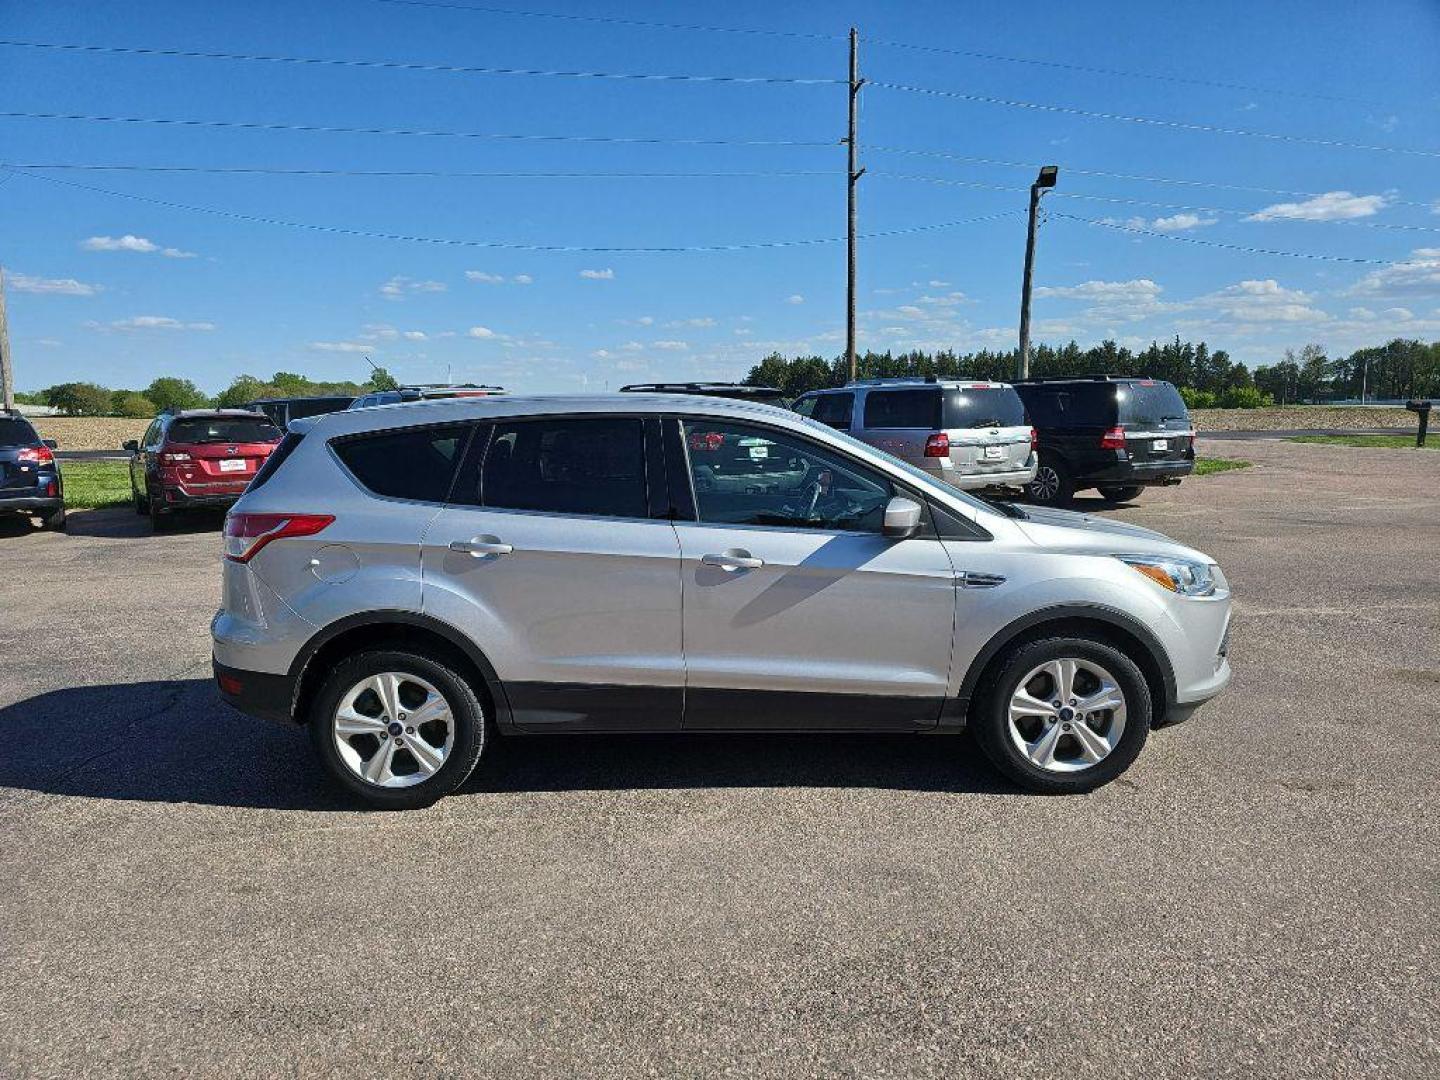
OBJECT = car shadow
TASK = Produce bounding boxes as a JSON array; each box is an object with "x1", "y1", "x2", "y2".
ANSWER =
[
  {"x1": 0, "y1": 678, "x2": 1015, "y2": 810},
  {"x1": 61, "y1": 507, "x2": 226, "y2": 538}
]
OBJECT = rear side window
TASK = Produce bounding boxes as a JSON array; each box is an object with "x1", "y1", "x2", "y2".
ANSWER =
[
  {"x1": 334, "y1": 423, "x2": 471, "y2": 503},
  {"x1": 247, "y1": 432, "x2": 303, "y2": 492},
  {"x1": 1117, "y1": 381, "x2": 1188, "y2": 427},
  {"x1": 481, "y1": 417, "x2": 647, "y2": 519},
  {"x1": 0, "y1": 418, "x2": 38, "y2": 446},
  {"x1": 943, "y1": 387, "x2": 1026, "y2": 429},
  {"x1": 168, "y1": 417, "x2": 282, "y2": 444},
  {"x1": 811, "y1": 392, "x2": 854, "y2": 430},
  {"x1": 863, "y1": 389, "x2": 940, "y2": 429}
]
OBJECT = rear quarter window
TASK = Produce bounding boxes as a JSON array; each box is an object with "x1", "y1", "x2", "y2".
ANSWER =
[{"x1": 333, "y1": 423, "x2": 473, "y2": 502}]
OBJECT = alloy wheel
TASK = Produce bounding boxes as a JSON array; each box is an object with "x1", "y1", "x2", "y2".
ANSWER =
[
  {"x1": 332, "y1": 672, "x2": 456, "y2": 788},
  {"x1": 1006, "y1": 658, "x2": 1128, "y2": 773},
  {"x1": 1029, "y1": 465, "x2": 1061, "y2": 501}
]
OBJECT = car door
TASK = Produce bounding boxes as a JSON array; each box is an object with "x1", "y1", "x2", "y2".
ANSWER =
[
  {"x1": 670, "y1": 416, "x2": 958, "y2": 730},
  {"x1": 134, "y1": 418, "x2": 163, "y2": 496},
  {"x1": 422, "y1": 414, "x2": 683, "y2": 731}
]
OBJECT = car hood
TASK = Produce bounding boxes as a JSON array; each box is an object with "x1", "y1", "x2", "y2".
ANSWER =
[{"x1": 1009, "y1": 504, "x2": 1213, "y2": 563}]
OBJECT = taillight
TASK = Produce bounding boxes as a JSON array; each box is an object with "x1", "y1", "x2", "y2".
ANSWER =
[
  {"x1": 223, "y1": 513, "x2": 334, "y2": 563},
  {"x1": 924, "y1": 432, "x2": 950, "y2": 457},
  {"x1": 160, "y1": 451, "x2": 192, "y2": 466},
  {"x1": 1029, "y1": 426, "x2": 1038, "y2": 450},
  {"x1": 17, "y1": 446, "x2": 53, "y2": 464},
  {"x1": 1100, "y1": 426, "x2": 1127, "y2": 450}
]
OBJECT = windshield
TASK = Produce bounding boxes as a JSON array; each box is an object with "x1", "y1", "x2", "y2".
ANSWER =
[
  {"x1": 168, "y1": 417, "x2": 282, "y2": 444},
  {"x1": 1117, "y1": 382, "x2": 1189, "y2": 428},
  {"x1": 0, "y1": 418, "x2": 39, "y2": 447},
  {"x1": 792, "y1": 413, "x2": 995, "y2": 516},
  {"x1": 943, "y1": 387, "x2": 1026, "y2": 429}
]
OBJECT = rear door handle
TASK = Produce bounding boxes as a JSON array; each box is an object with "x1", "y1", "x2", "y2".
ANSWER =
[
  {"x1": 701, "y1": 551, "x2": 764, "y2": 571},
  {"x1": 450, "y1": 538, "x2": 513, "y2": 557}
]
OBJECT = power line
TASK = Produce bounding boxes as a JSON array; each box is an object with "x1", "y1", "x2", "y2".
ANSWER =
[
  {"x1": 1053, "y1": 211, "x2": 1397, "y2": 264},
  {"x1": 0, "y1": 162, "x2": 833, "y2": 180},
  {"x1": 7, "y1": 169, "x2": 1021, "y2": 253},
  {"x1": 869, "y1": 81, "x2": 1440, "y2": 158},
  {"x1": 0, "y1": 38, "x2": 842, "y2": 86},
  {"x1": 0, "y1": 109, "x2": 836, "y2": 149}
]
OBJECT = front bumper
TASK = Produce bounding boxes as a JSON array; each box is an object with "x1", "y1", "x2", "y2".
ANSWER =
[{"x1": 213, "y1": 658, "x2": 299, "y2": 724}]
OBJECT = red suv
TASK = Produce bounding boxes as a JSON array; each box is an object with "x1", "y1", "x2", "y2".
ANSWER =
[{"x1": 125, "y1": 409, "x2": 283, "y2": 530}]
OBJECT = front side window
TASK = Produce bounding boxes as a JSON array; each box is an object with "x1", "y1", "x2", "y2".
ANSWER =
[
  {"x1": 810, "y1": 392, "x2": 854, "y2": 430},
  {"x1": 334, "y1": 423, "x2": 470, "y2": 502},
  {"x1": 482, "y1": 417, "x2": 647, "y2": 518},
  {"x1": 683, "y1": 420, "x2": 892, "y2": 533},
  {"x1": 791, "y1": 395, "x2": 818, "y2": 419},
  {"x1": 863, "y1": 389, "x2": 940, "y2": 429}
]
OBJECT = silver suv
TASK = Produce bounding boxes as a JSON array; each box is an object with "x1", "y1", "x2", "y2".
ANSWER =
[
  {"x1": 212, "y1": 394, "x2": 1231, "y2": 808},
  {"x1": 792, "y1": 378, "x2": 1038, "y2": 491}
]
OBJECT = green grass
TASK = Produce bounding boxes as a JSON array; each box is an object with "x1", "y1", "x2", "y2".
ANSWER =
[
  {"x1": 61, "y1": 460, "x2": 133, "y2": 509},
  {"x1": 1287, "y1": 434, "x2": 1435, "y2": 450},
  {"x1": 1194, "y1": 457, "x2": 1252, "y2": 475}
]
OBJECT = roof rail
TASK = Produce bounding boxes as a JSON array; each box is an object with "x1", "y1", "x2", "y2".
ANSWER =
[
  {"x1": 1014, "y1": 374, "x2": 1159, "y2": 384},
  {"x1": 618, "y1": 382, "x2": 783, "y2": 399}
]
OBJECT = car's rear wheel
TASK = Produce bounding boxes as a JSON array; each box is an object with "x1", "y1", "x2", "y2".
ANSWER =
[
  {"x1": 1098, "y1": 485, "x2": 1145, "y2": 503},
  {"x1": 39, "y1": 505, "x2": 66, "y2": 531},
  {"x1": 971, "y1": 637, "x2": 1151, "y2": 794},
  {"x1": 308, "y1": 649, "x2": 487, "y2": 810},
  {"x1": 1025, "y1": 460, "x2": 1074, "y2": 506},
  {"x1": 148, "y1": 486, "x2": 173, "y2": 531}
]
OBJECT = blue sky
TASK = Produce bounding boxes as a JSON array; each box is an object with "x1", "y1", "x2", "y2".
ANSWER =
[{"x1": 2, "y1": 0, "x2": 1438, "y2": 394}]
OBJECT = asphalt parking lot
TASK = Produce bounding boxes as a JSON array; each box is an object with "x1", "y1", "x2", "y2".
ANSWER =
[{"x1": 1, "y1": 438, "x2": 1437, "y2": 1079}]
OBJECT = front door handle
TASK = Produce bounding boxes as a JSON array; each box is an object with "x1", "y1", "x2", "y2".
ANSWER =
[
  {"x1": 701, "y1": 550, "x2": 764, "y2": 571},
  {"x1": 450, "y1": 538, "x2": 513, "y2": 557}
]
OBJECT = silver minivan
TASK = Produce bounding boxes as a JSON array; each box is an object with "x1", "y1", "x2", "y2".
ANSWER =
[
  {"x1": 213, "y1": 394, "x2": 1230, "y2": 808},
  {"x1": 792, "y1": 378, "x2": 1037, "y2": 491}
]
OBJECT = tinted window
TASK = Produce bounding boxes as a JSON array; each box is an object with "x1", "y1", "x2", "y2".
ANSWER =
[
  {"x1": 943, "y1": 387, "x2": 1026, "y2": 429},
  {"x1": 167, "y1": 417, "x2": 283, "y2": 445},
  {"x1": 791, "y1": 396, "x2": 818, "y2": 419},
  {"x1": 482, "y1": 417, "x2": 647, "y2": 518},
  {"x1": 1117, "y1": 381, "x2": 1189, "y2": 427},
  {"x1": 335, "y1": 423, "x2": 470, "y2": 502},
  {"x1": 248, "y1": 432, "x2": 303, "y2": 492},
  {"x1": 683, "y1": 420, "x2": 892, "y2": 533},
  {"x1": 1017, "y1": 386, "x2": 1116, "y2": 428},
  {"x1": 0, "y1": 418, "x2": 38, "y2": 446},
  {"x1": 863, "y1": 389, "x2": 940, "y2": 429},
  {"x1": 811, "y1": 392, "x2": 854, "y2": 430},
  {"x1": 287, "y1": 397, "x2": 354, "y2": 420}
]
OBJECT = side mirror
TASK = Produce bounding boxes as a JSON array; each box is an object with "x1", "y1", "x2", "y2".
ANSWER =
[
  {"x1": 42, "y1": 439, "x2": 58, "y2": 450},
  {"x1": 122, "y1": 440, "x2": 139, "y2": 452},
  {"x1": 882, "y1": 496, "x2": 923, "y2": 540}
]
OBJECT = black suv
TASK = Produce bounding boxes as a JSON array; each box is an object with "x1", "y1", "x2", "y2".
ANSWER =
[
  {"x1": 1014, "y1": 376, "x2": 1194, "y2": 506},
  {"x1": 0, "y1": 410, "x2": 65, "y2": 530}
]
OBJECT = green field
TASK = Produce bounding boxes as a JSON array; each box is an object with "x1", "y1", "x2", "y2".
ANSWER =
[
  {"x1": 61, "y1": 461, "x2": 133, "y2": 509},
  {"x1": 1288, "y1": 434, "x2": 1435, "y2": 450},
  {"x1": 1193, "y1": 457, "x2": 1252, "y2": 475}
]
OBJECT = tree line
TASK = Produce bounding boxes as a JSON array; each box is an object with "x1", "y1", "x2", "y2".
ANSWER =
[
  {"x1": 744, "y1": 337, "x2": 1440, "y2": 408},
  {"x1": 15, "y1": 368, "x2": 400, "y2": 417}
]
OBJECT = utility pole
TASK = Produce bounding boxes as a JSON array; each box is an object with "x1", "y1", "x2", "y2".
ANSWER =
[
  {"x1": 1017, "y1": 165, "x2": 1058, "y2": 381},
  {"x1": 0, "y1": 265, "x2": 13, "y2": 412},
  {"x1": 845, "y1": 27, "x2": 865, "y2": 383}
]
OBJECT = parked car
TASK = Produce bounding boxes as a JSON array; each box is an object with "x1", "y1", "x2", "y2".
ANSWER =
[
  {"x1": 619, "y1": 382, "x2": 785, "y2": 404},
  {"x1": 125, "y1": 409, "x2": 284, "y2": 529},
  {"x1": 245, "y1": 395, "x2": 356, "y2": 431},
  {"x1": 1014, "y1": 376, "x2": 1196, "y2": 506},
  {"x1": 0, "y1": 410, "x2": 65, "y2": 530},
  {"x1": 791, "y1": 378, "x2": 1037, "y2": 492},
  {"x1": 349, "y1": 385, "x2": 507, "y2": 410},
  {"x1": 212, "y1": 393, "x2": 1232, "y2": 808}
]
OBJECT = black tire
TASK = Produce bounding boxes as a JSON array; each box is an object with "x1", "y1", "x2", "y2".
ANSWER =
[
  {"x1": 971, "y1": 636, "x2": 1151, "y2": 794},
  {"x1": 1097, "y1": 485, "x2": 1145, "y2": 504},
  {"x1": 40, "y1": 505, "x2": 67, "y2": 531},
  {"x1": 133, "y1": 482, "x2": 147, "y2": 516},
  {"x1": 1025, "y1": 459, "x2": 1074, "y2": 507},
  {"x1": 148, "y1": 486, "x2": 173, "y2": 531},
  {"x1": 307, "y1": 649, "x2": 488, "y2": 810}
]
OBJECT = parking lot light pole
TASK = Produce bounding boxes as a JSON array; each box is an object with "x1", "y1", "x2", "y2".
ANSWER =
[{"x1": 1018, "y1": 165, "x2": 1059, "y2": 381}]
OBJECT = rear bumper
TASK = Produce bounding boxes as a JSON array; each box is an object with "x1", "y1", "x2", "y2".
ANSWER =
[
  {"x1": 161, "y1": 485, "x2": 244, "y2": 510},
  {"x1": 929, "y1": 454, "x2": 1039, "y2": 491},
  {"x1": 0, "y1": 493, "x2": 63, "y2": 512},
  {"x1": 1081, "y1": 459, "x2": 1194, "y2": 486},
  {"x1": 213, "y1": 658, "x2": 299, "y2": 724}
]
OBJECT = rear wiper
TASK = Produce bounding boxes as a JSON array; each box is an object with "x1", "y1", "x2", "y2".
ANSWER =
[{"x1": 1160, "y1": 414, "x2": 1186, "y2": 422}]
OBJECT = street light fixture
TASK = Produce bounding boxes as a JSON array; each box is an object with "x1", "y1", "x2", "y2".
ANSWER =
[{"x1": 1018, "y1": 165, "x2": 1059, "y2": 380}]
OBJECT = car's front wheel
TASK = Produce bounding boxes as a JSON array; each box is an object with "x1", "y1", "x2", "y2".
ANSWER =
[
  {"x1": 308, "y1": 649, "x2": 487, "y2": 809},
  {"x1": 39, "y1": 505, "x2": 66, "y2": 531},
  {"x1": 971, "y1": 637, "x2": 1151, "y2": 794}
]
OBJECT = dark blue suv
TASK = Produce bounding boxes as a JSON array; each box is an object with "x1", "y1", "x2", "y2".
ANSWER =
[{"x1": 0, "y1": 411, "x2": 65, "y2": 530}]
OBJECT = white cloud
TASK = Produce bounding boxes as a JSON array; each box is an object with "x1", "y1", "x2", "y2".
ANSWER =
[
  {"x1": 927, "y1": 280, "x2": 951, "y2": 287},
  {"x1": 7, "y1": 272, "x2": 99, "y2": 296},
  {"x1": 579, "y1": 268, "x2": 615, "y2": 280},
  {"x1": 512, "y1": 274, "x2": 533, "y2": 285},
  {"x1": 402, "y1": 330, "x2": 428, "y2": 341},
  {"x1": 1199, "y1": 279, "x2": 1328, "y2": 323},
  {"x1": 665, "y1": 317, "x2": 717, "y2": 328},
  {"x1": 467, "y1": 326, "x2": 497, "y2": 339},
  {"x1": 1036, "y1": 278, "x2": 1163, "y2": 302},
  {"x1": 379, "y1": 275, "x2": 448, "y2": 300},
  {"x1": 81, "y1": 234, "x2": 194, "y2": 258},
  {"x1": 308, "y1": 340, "x2": 373, "y2": 353},
  {"x1": 652, "y1": 340, "x2": 689, "y2": 351},
  {"x1": 1246, "y1": 191, "x2": 1389, "y2": 222},
  {"x1": 1347, "y1": 247, "x2": 1440, "y2": 298},
  {"x1": 786, "y1": 294, "x2": 805, "y2": 305},
  {"x1": 895, "y1": 305, "x2": 926, "y2": 319},
  {"x1": 100, "y1": 315, "x2": 216, "y2": 332},
  {"x1": 1151, "y1": 213, "x2": 1218, "y2": 232},
  {"x1": 465, "y1": 270, "x2": 505, "y2": 283}
]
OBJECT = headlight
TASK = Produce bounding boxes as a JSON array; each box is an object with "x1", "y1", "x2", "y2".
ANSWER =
[{"x1": 1117, "y1": 555, "x2": 1219, "y2": 597}]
